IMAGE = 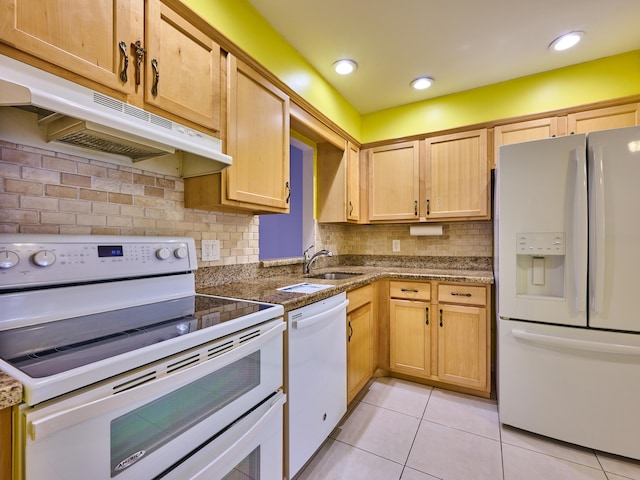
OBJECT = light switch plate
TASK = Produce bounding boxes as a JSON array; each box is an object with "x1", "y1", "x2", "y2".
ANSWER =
[
  {"x1": 392, "y1": 240, "x2": 400, "y2": 252},
  {"x1": 202, "y1": 239, "x2": 220, "y2": 261}
]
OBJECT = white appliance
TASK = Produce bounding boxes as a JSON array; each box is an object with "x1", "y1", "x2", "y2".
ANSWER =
[
  {"x1": 287, "y1": 292, "x2": 348, "y2": 479},
  {"x1": 0, "y1": 234, "x2": 285, "y2": 479},
  {"x1": 496, "y1": 126, "x2": 640, "y2": 460}
]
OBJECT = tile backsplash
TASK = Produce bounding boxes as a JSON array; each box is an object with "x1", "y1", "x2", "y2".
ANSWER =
[
  {"x1": 1, "y1": 140, "x2": 493, "y2": 265},
  {"x1": 0, "y1": 140, "x2": 259, "y2": 265}
]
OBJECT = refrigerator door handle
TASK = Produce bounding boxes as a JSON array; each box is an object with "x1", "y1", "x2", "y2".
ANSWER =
[
  {"x1": 590, "y1": 145, "x2": 606, "y2": 315},
  {"x1": 512, "y1": 329, "x2": 640, "y2": 356},
  {"x1": 572, "y1": 147, "x2": 588, "y2": 313}
]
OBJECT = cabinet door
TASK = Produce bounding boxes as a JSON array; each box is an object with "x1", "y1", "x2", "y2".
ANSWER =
[
  {"x1": 0, "y1": 407, "x2": 10, "y2": 480},
  {"x1": 567, "y1": 103, "x2": 639, "y2": 134},
  {"x1": 145, "y1": 0, "x2": 221, "y2": 132},
  {"x1": 437, "y1": 304, "x2": 487, "y2": 390},
  {"x1": 493, "y1": 117, "x2": 562, "y2": 168},
  {"x1": 226, "y1": 55, "x2": 290, "y2": 211},
  {"x1": 424, "y1": 129, "x2": 489, "y2": 220},
  {"x1": 347, "y1": 302, "x2": 373, "y2": 403},
  {"x1": 0, "y1": 0, "x2": 140, "y2": 95},
  {"x1": 389, "y1": 299, "x2": 431, "y2": 377},
  {"x1": 346, "y1": 142, "x2": 361, "y2": 222},
  {"x1": 368, "y1": 141, "x2": 420, "y2": 222}
]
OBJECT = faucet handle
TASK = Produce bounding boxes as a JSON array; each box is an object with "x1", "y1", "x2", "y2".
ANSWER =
[{"x1": 303, "y1": 245, "x2": 314, "y2": 259}]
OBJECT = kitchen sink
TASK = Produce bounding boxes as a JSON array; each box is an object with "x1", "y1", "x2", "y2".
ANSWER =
[{"x1": 306, "y1": 272, "x2": 363, "y2": 280}]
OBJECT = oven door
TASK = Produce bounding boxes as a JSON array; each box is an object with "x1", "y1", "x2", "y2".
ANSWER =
[
  {"x1": 160, "y1": 391, "x2": 286, "y2": 479},
  {"x1": 14, "y1": 319, "x2": 284, "y2": 480}
]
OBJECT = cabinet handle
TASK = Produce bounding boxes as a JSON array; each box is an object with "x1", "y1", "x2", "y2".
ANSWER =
[
  {"x1": 131, "y1": 39, "x2": 146, "y2": 86},
  {"x1": 348, "y1": 321, "x2": 353, "y2": 342},
  {"x1": 118, "y1": 41, "x2": 129, "y2": 82},
  {"x1": 349, "y1": 201, "x2": 353, "y2": 216},
  {"x1": 285, "y1": 181, "x2": 291, "y2": 204},
  {"x1": 414, "y1": 200, "x2": 418, "y2": 216},
  {"x1": 426, "y1": 199, "x2": 430, "y2": 215},
  {"x1": 400, "y1": 288, "x2": 419, "y2": 293},
  {"x1": 425, "y1": 307, "x2": 429, "y2": 325},
  {"x1": 439, "y1": 309, "x2": 443, "y2": 327},
  {"x1": 151, "y1": 58, "x2": 160, "y2": 96},
  {"x1": 451, "y1": 292, "x2": 472, "y2": 297}
]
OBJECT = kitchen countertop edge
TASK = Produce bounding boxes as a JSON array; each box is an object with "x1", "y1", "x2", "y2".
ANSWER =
[{"x1": 197, "y1": 266, "x2": 494, "y2": 311}]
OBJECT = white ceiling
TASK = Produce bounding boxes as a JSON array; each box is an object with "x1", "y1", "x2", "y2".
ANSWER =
[{"x1": 246, "y1": 0, "x2": 640, "y2": 114}]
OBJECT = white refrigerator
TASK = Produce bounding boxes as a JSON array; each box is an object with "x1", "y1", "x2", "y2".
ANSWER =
[{"x1": 496, "y1": 126, "x2": 640, "y2": 460}]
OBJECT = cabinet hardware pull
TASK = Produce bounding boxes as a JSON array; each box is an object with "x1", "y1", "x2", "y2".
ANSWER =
[
  {"x1": 414, "y1": 200, "x2": 418, "y2": 216},
  {"x1": 348, "y1": 321, "x2": 353, "y2": 342},
  {"x1": 349, "y1": 201, "x2": 353, "y2": 216},
  {"x1": 426, "y1": 199, "x2": 430, "y2": 215},
  {"x1": 151, "y1": 59, "x2": 160, "y2": 96},
  {"x1": 451, "y1": 292, "x2": 472, "y2": 297},
  {"x1": 131, "y1": 39, "x2": 146, "y2": 86},
  {"x1": 285, "y1": 181, "x2": 291, "y2": 204},
  {"x1": 439, "y1": 309, "x2": 443, "y2": 327},
  {"x1": 400, "y1": 288, "x2": 419, "y2": 293},
  {"x1": 119, "y1": 41, "x2": 129, "y2": 82},
  {"x1": 425, "y1": 307, "x2": 429, "y2": 325}
]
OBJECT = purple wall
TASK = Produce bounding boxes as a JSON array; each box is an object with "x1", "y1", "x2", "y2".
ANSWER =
[{"x1": 259, "y1": 145, "x2": 303, "y2": 259}]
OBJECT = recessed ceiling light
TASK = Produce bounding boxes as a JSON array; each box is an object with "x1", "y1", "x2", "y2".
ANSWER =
[
  {"x1": 549, "y1": 31, "x2": 584, "y2": 51},
  {"x1": 333, "y1": 59, "x2": 357, "y2": 75},
  {"x1": 411, "y1": 76, "x2": 434, "y2": 90}
]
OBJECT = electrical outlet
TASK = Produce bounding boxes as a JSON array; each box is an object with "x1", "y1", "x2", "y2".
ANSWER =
[
  {"x1": 392, "y1": 239, "x2": 400, "y2": 252},
  {"x1": 201, "y1": 240, "x2": 220, "y2": 261}
]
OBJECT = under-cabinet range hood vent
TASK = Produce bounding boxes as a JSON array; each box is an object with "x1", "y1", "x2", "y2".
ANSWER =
[{"x1": 0, "y1": 54, "x2": 232, "y2": 176}]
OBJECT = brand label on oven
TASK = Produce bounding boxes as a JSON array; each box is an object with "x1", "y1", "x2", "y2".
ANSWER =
[{"x1": 115, "y1": 450, "x2": 146, "y2": 471}]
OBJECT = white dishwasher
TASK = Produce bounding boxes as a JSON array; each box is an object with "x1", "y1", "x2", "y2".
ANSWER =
[{"x1": 287, "y1": 292, "x2": 348, "y2": 478}]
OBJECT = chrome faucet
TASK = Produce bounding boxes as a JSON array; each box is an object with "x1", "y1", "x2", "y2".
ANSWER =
[{"x1": 303, "y1": 246, "x2": 333, "y2": 274}]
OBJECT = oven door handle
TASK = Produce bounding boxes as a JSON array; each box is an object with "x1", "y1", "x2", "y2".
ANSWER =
[{"x1": 28, "y1": 320, "x2": 285, "y2": 441}]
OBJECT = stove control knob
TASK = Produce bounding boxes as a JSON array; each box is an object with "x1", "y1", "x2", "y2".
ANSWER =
[
  {"x1": 174, "y1": 246, "x2": 188, "y2": 259},
  {"x1": 32, "y1": 250, "x2": 56, "y2": 267},
  {"x1": 156, "y1": 247, "x2": 171, "y2": 260},
  {"x1": 0, "y1": 251, "x2": 20, "y2": 269}
]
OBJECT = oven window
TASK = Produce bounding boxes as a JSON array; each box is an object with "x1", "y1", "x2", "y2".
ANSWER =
[
  {"x1": 223, "y1": 447, "x2": 260, "y2": 480},
  {"x1": 110, "y1": 352, "x2": 260, "y2": 477}
]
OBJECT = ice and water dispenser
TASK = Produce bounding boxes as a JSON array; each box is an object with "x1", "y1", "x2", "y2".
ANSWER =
[{"x1": 516, "y1": 232, "x2": 566, "y2": 299}]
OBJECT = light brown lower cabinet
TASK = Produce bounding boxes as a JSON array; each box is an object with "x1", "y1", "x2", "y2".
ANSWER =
[
  {"x1": 1, "y1": 407, "x2": 10, "y2": 479},
  {"x1": 347, "y1": 284, "x2": 377, "y2": 404},
  {"x1": 389, "y1": 280, "x2": 491, "y2": 397}
]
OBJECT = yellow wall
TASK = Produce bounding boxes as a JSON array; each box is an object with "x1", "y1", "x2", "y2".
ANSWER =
[
  {"x1": 361, "y1": 50, "x2": 640, "y2": 143},
  {"x1": 181, "y1": 0, "x2": 640, "y2": 145}
]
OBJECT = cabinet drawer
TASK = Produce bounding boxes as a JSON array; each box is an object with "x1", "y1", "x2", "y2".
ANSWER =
[
  {"x1": 390, "y1": 281, "x2": 430, "y2": 301},
  {"x1": 438, "y1": 284, "x2": 486, "y2": 306},
  {"x1": 347, "y1": 284, "x2": 373, "y2": 312}
]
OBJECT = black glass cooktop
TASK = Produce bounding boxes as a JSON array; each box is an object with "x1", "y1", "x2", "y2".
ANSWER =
[{"x1": 0, "y1": 295, "x2": 277, "y2": 378}]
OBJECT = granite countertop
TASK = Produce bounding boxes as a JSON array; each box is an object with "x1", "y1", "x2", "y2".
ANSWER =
[
  {"x1": 1, "y1": 264, "x2": 492, "y2": 408},
  {"x1": 197, "y1": 265, "x2": 494, "y2": 311},
  {"x1": 0, "y1": 371, "x2": 22, "y2": 409}
]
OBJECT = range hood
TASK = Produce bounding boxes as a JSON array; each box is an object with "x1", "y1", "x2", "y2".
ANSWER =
[{"x1": 0, "y1": 54, "x2": 231, "y2": 176}]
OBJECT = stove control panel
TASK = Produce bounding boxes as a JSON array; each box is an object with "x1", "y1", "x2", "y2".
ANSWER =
[{"x1": 0, "y1": 234, "x2": 198, "y2": 289}]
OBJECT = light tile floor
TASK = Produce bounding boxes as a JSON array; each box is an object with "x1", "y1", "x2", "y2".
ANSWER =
[{"x1": 296, "y1": 377, "x2": 640, "y2": 480}]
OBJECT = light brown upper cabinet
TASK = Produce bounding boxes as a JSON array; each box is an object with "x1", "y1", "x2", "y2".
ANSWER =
[
  {"x1": 144, "y1": 0, "x2": 221, "y2": 132},
  {"x1": 0, "y1": 0, "x2": 141, "y2": 96},
  {"x1": 493, "y1": 117, "x2": 564, "y2": 169},
  {"x1": 185, "y1": 55, "x2": 290, "y2": 214},
  {"x1": 423, "y1": 129, "x2": 490, "y2": 221},
  {"x1": 317, "y1": 141, "x2": 361, "y2": 223},
  {"x1": 367, "y1": 141, "x2": 420, "y2": 222},
  {"x1": 0, "y1": 0, "x2": 222, "y2": 133},
  {"x1": 567, "y1": 103, "x2": 639, "y2": 135}
]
